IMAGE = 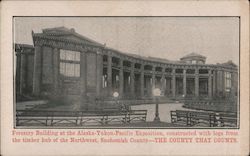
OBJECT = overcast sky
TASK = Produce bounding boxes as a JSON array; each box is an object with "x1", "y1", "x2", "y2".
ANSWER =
[{"x1": 14, "y1": 17, "x2": 239, "y2": 65}]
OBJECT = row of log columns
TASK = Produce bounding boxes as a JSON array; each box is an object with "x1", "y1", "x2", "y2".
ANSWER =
[{"x1": 33, "y1": 45, "x2": 216, "y2": 100}]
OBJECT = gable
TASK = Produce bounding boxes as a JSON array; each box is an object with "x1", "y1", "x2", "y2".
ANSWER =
[
  {"x1": 42, "y1": 27, "x2": 103, "y2": 46},
  {"x1": 54, "y1": 34, "x2": 97, "y2": 45}
]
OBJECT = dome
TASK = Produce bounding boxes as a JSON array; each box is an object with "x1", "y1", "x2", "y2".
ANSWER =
[{"x1": 180, "y1": 52, "x2": 206, "y2": 64}]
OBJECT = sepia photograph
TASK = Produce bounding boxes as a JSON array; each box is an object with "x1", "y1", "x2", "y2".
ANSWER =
[
  {"x1": 14, "y1": 17, "x2": 239, "y2": 128},
  {"x1": 1, "y1": 1, "x2": 249, "y2": 155}
]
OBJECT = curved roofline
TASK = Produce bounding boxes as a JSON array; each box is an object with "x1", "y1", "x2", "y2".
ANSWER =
[{"x1": 180, "y1": 52, "x2": 206, "y2": 60}]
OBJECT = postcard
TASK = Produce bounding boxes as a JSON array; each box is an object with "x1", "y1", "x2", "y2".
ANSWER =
[{"x1": 1, "y1": 1, "x2": 249, "y2": 155}]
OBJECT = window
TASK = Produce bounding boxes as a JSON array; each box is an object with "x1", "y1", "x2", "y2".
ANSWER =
[
  {"x1": 165, "y1": 68, "x2": 172, "y2": 73},
  {"x1": 186, "y1": 69, "x2": 195, "y2": 74},
  {"x1": 60, "y1": 49, "x2": 80, "y2": 77},
  {"x1": 116, "y1": 75, "x2": 119, "y2": 81},
  {"x1": 198, "y1": 60, "x2": 204, "y2": 64},
  {"x1": 176, "y1": 69, "x2": 183, "y2": 74},
  {"x1": 191, "y1": 60, "x2": 197, "y2": 64},
  {"x1": 60, "y1": 50, "x2": 80, "y2": 61},
  {"x1": 225, "y1": 72, "x2": 232, "y2": 92},
  {"x1": 102, "y1": 75, "x2": 107, "y2": 88}
]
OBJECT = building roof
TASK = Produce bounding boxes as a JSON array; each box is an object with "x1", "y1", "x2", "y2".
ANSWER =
[
  {"x1": 39, "y1": 27, "x2": 104, "y2": 47},
  {"x1": 15, "y1": 43, "x2": 34, "y2": 49},
  {"x1": 180, "y1": 52, "x2": 206, "y2": 60},
  {"x1": 220, "y1": 60, "x2": 237, "y2": 68},
  {"x1": 34, "y1": 27, "x2": 205, "y2": 64},
  {"x1": 30, "y1": 27, "x2": 239, "y2": 69}
]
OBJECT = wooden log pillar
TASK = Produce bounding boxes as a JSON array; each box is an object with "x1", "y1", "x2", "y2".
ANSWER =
[
  {"x1": 161, "y1": 72, "x2": 166, "y2": 96},
  {"x1": 130, "y1": 62, "x2": 135, "y2": 98},
  {"x1": 195, "y1": 68, "x2": 199, "y2": 97},
  {"x1": 53, "y1": 48, "x2": 59, "y2": 96},
  {"x1": 172, "y1": 68, "x2": 176, "y2": 98},
  {"x1": 20, "y1": 53, "x2": 27, "y2": 95},
  {"x1": 208, "y1": 69, "x2": 212, "y2": 98},
  {"x1": 80, "y1": 51, "x2": 87, "y2": 107},
  {"x1": 183, "y1": 69, "x2": 187, "y2": 97},
  {"x1": 140, "y1": 64, "x2": 144, "y2": 98},
  {"x1": 152, "y1": 66, "x2": 156, "y2": 97},
  {"x1": 96, "y1": 51, "x2": 103, "y2": 98},
  {"x1": 221, "y1": 70, "x2": 225, "y2": 97},
  {"x1": 212, "y1": 70, "x2": 217, "y2": 97},
  {"x1": 33, "y1": 45, "x2": 42, "y2": 96},
  {"x1": 107, "y1": 55, "x2": 112, "y2": 96},
  {"x1": 119, "y1": 59, "x2": 124, "y2": 98}
]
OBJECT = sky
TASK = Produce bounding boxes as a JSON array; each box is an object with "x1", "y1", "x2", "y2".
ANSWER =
[{"x1": 14, "y1": 17, "x2": 239, "y2": 65}]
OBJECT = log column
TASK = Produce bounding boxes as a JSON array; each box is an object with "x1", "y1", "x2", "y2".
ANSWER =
[
  {"x1": 161, "y1": 72, "x2": 166, "y2": 95},
  {"x1": 233, "y1": 71, "x2": 238, "y2": 97},
  {"x1": 183, "y1": 69, "x2": 187, "y2": 97},
  {"x1": 130, "y1": 62, "x2": 135, "y2": 97},
  {"x1": 140, "y1": 64, "x2": 144, "y2": 98},
  {"x1": 212, "y1": 70, "x2": 217, "y2": 96},
  {"x1": 119, "y1": 58, "x2": 124, "y2": 98},
  {"x1": 231, "y1": 71, "x2": 236, "y2": 97},
  {"x1": 80, "y1": 51, "x2": 87, "y2": 103},
  {"x1": 33, "y1": 45, "x2": 42, "y2": 96},
  {"x1": 152, "y1": 66, "x2": 156, "y2": 96},
  {"x1": 16, "y1": 53, "x2": 21, "y2": 95},
  {"x1": 96, "y1": 51, "x2": 103, "y2": 97},
  {"x1": 216, "y1": 70, "x2": 221, "y2": 95},
  {"x1": 208, "y1": 69, "x2": 212, "y2": 98},
  {"x1": 107, "y1": 54, "x2": 112, "y2": 96},
  {"x1": 53, "y1": 48, "x2": 59, "y2": 96},
  {"x1": 195, "y1": 68, "x2": 199, "y2": 97},
  {"x1": 20, "y1": 53, "x2": 27, "y2": 95},
  {"x1": 217, "y1": 69, "x2": 225, "y2": 97},
  {"x1": 172, "y1": 68, "x2": 176, "y2": 98},
  {"x1": 221, "y1": 70, "x2": 225, "y2": 96}
]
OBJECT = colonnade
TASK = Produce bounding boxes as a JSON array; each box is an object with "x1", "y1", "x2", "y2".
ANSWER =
[
  {"x1": 102, "y1": 54, "x2": 214, "y2": 99},
  {"x1": 30, "y1": 44, "x2": 235, "y2": 101}
]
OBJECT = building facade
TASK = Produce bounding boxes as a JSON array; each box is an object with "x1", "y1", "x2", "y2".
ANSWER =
[{"x1": 15, "y1": 27, "x2": 238, "y2": 111}]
